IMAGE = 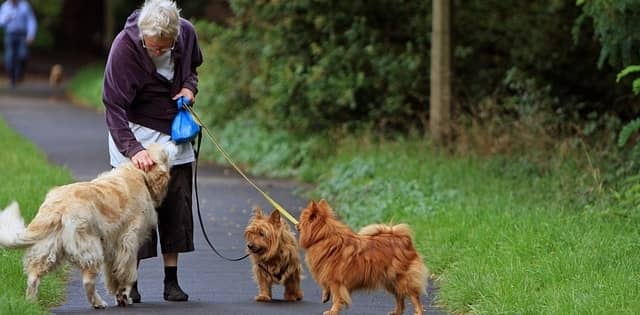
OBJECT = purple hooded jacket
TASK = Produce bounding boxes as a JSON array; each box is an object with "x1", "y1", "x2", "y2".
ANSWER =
[{"x1": 103, "y1": 10, "x2": 203, "y2": 158}]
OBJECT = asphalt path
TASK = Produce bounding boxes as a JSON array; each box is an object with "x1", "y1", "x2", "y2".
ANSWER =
[{"x1": 0, "y1": 80, "x2": 445, "y2": 315}]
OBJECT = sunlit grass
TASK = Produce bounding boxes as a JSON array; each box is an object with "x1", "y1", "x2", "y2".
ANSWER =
[
  {"x1": 66, "y1": 63, "x2": 104, "y2": 112},
  {"x1": 0, "y1": 116, "x2": 72, "y2": 314},
  {"x1": 312, "y1": 139, "x2": 640, "y2": 315}
]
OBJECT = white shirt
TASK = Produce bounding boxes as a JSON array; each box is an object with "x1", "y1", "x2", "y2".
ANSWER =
[
  {"x1": 151, "y1": 49, "x2": 174, "y2": 81},
  {"x1": 108, "y1": 124, "x2": 194, "y2": 167}
]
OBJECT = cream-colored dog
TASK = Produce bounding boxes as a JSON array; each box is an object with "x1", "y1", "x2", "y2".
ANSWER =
[
  {"x1": 49, "y1": 64, "x2": 63, "y2": 87},
  {"x1": 0, "y1": 142, "x2": 176, "y2": 308}
]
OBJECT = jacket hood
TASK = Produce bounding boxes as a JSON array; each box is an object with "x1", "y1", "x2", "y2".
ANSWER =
[{"x1": 124, "y1": 10, "x2": 142, "y2": 43}]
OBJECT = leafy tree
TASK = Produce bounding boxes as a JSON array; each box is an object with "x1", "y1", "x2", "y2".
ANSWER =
[
  {"x1": 29, "y1": 0, "x2": 63, "y2": 49},
  {"x1": 575, "y1": 0, "x2": 640, "y2": 68},
  {"x1": 577, "y1": 1, "x2": 640, "y2": 173},
  {"x1": 194, "y1": 0, "x2": 636, "y2": 140},
  {"x1": 198, "y1": 0, "x2": 429, "y2": 134}
]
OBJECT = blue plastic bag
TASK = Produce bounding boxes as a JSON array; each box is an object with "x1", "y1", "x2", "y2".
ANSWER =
[{"x1": 171, "y1": 96, "x2": 201, "y2": 144}]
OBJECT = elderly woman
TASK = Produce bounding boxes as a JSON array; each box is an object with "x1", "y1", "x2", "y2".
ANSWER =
[{"x1": 103, "y1": 0, "x2": 202, "y2": 303}]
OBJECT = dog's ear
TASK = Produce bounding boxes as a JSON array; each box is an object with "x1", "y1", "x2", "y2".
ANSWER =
[
  {"x1": 146, "y1": 169, "x2": 170, "y2": 206},
  {"x1": 253, "y1": 206, "x2": 264, "y2": 218},
  {"x1": 306, "y1": 200, "x2": 316, "y2": 209},
  {"x1": 269, "y1": 209, "x2": 282, "y2": 227},
  {"x1": 306, "y1": 200, "x2": 320, "y2": 222},
  {"x1": 147, "y1": 143, "x2": 170, "y2": 167},
  {"x1": 317, "y1": 199, "x2": 334, "y2": 216}
]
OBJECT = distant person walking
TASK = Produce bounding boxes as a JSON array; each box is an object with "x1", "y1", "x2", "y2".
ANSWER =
[{"x1": 0, "y1": 0, "x2": 36, "y2": 88}]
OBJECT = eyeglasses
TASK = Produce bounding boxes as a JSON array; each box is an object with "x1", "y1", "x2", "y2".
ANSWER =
[{"x1": 141, "y1": 37, "x2": 175, "y2": 54}]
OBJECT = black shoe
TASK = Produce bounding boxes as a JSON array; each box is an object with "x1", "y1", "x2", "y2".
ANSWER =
[
  {"x1": 130, "y1": 282, "x2": 141, "y2": 303},
  {"x1": 164, "y1": 281, "x2": 188, "y2": 302}
]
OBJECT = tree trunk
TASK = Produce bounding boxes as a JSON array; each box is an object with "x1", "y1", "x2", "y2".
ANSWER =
[
  {"x1": 104, "y1": 0, "x2": 114, "y2": 51},
  {"x1": 429, "y1": 0, "x2": 452, "y2": 146}
]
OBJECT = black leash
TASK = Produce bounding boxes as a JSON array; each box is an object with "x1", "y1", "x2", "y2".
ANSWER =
[{"x1": 193, "y1": 132, "x2": 249, "y2": 261}]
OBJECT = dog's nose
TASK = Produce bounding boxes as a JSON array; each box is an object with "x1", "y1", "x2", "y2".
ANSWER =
[{"x1": 247, "y1": 243, "x2": 255, "y2": 250}]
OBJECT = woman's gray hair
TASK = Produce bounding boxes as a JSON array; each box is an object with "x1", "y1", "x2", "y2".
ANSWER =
[{"x1": 137, "y1": 0, "x2": 181, "y2": 40}]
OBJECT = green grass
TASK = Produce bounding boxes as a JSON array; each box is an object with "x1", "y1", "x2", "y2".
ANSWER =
[
  {"x1": 311, "y1": 139, "x2": 640, "y2": 315},
  {"x1": 0, "y1": 116, "x2": 73, "y2": 314},
  {"x1": 66, "y1": 63, "x2": 104, "y2": 111}
]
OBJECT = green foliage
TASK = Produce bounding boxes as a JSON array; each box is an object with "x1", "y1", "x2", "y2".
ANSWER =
[
  {"x1": 192, "y1": 20, "x2": 259, "y2": 127},
  {"x1": 617, "y1": 65, "x2": 640, "y2": 83},
  {"x1": 194, "y1": 0, "x2": 633, "y2": 141},
  {"x1": 613, "y1": 65, "x2": 640, "y2": 204},
  {"x1": 455, "y1": 0, "x2": 626, "y2": 112},
  {"x1": 176, "y1": 0, "x2": 212, "y2": 19},
  {"x1": 198, "y1": 112, "x2": 332, "y2": 181},
  {"x1": 196, "y1": 0, "x2": 429, "y2": 133},
  {"x1": 308, "y1": 138, "x2": 439, "y2": 225},
  {"x1": 617, "y1": 65, "x2": 640, "y2": 95},
  {"x1": 618, "y1": 118, "x2": 640, "y2": 148},
  {"x1": 28, "y1": 0, "x2": 63, "y2": 49},
  {"x1": 66, "y1": 63, "x2": 105, "y2": 112},
  {"x1": 575, "y1": 0, "x2": 640, "y2": 69}
]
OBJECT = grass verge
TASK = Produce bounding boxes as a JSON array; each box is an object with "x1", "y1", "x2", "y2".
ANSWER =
[
  {"x1": 310, "y1": 139, "x2": 640, "y2": 314},
  {"x1": 0, "y1": 116, "x2": 73, "y2": 314},
  {"x1": 66, "y1": 63, "x2": 104, "y2": 112}
]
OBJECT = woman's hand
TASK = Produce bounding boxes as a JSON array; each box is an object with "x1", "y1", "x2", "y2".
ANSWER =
[
  {"x1": 131, "y1": 150, "x2": 155, "y2": 172},
  {"x1": 173, "y1": 88, "x2": 195, "y2": 106}
]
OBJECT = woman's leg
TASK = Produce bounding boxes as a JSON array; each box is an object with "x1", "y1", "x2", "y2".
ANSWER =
[{"x1": 158, "y1": 163, "x2": 194, "y2": 301}]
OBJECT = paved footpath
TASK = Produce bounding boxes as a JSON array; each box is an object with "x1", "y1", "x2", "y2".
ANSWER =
[{"x1": 0, "y1": 79, "x2": 445, "y2": 315}]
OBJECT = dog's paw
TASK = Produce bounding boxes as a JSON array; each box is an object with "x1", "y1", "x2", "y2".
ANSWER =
[
  {"x1": 284, "y1": 290, "x2": 303, "y2": 301},
  {"x1": 255, "y1": 294, "x2": 272, "y2": 302},
  {"x1": 92, "y1": 299, "x2": 108, "y2": 309},
  {"x1": 115, "y1": 293, "x2": 131, "y2": 307},
  {"x1": 321, "y1": 290, "x2": 331, "y2": 303}
]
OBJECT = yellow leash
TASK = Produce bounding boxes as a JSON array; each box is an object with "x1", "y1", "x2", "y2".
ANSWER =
[{"x1": 184, "y1": 106, "x2": 299, "y2": 225}]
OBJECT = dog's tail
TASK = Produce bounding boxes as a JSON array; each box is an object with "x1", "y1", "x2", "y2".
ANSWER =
[
  {"x1": 359, "y1": 223, "x2": 418, "y2": 251},
  {"x1": 358, "y1": 223, "x2": 414, "y2": 238},
  {"x1": 0, "y1": 201, "x2": 29, "y2": 248},
  {"x1": 359, "y1": 223, "x2": 429, "y2": 293},
  {"x1": 0, "y1": 201, "x2": 52, "y2": 248}
]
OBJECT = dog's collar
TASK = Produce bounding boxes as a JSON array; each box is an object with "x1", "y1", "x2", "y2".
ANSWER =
[{"x1": 258, "y1": 262, "x2": 286, "y2": 282}]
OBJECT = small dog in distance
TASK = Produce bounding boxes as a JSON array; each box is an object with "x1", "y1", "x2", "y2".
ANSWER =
[{"x1": 48, "y1": 64, "x2": 64, "y2": 101}]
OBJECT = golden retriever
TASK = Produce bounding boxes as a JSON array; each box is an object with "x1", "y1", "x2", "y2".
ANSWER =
[{"x1": 0, "y1": 142, "x2": 175, "y2": 308}]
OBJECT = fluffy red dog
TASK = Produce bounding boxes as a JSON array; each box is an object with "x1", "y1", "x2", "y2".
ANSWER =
[{"x1": 296, "y1": 199, "x2": 428, "y2": 315}]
